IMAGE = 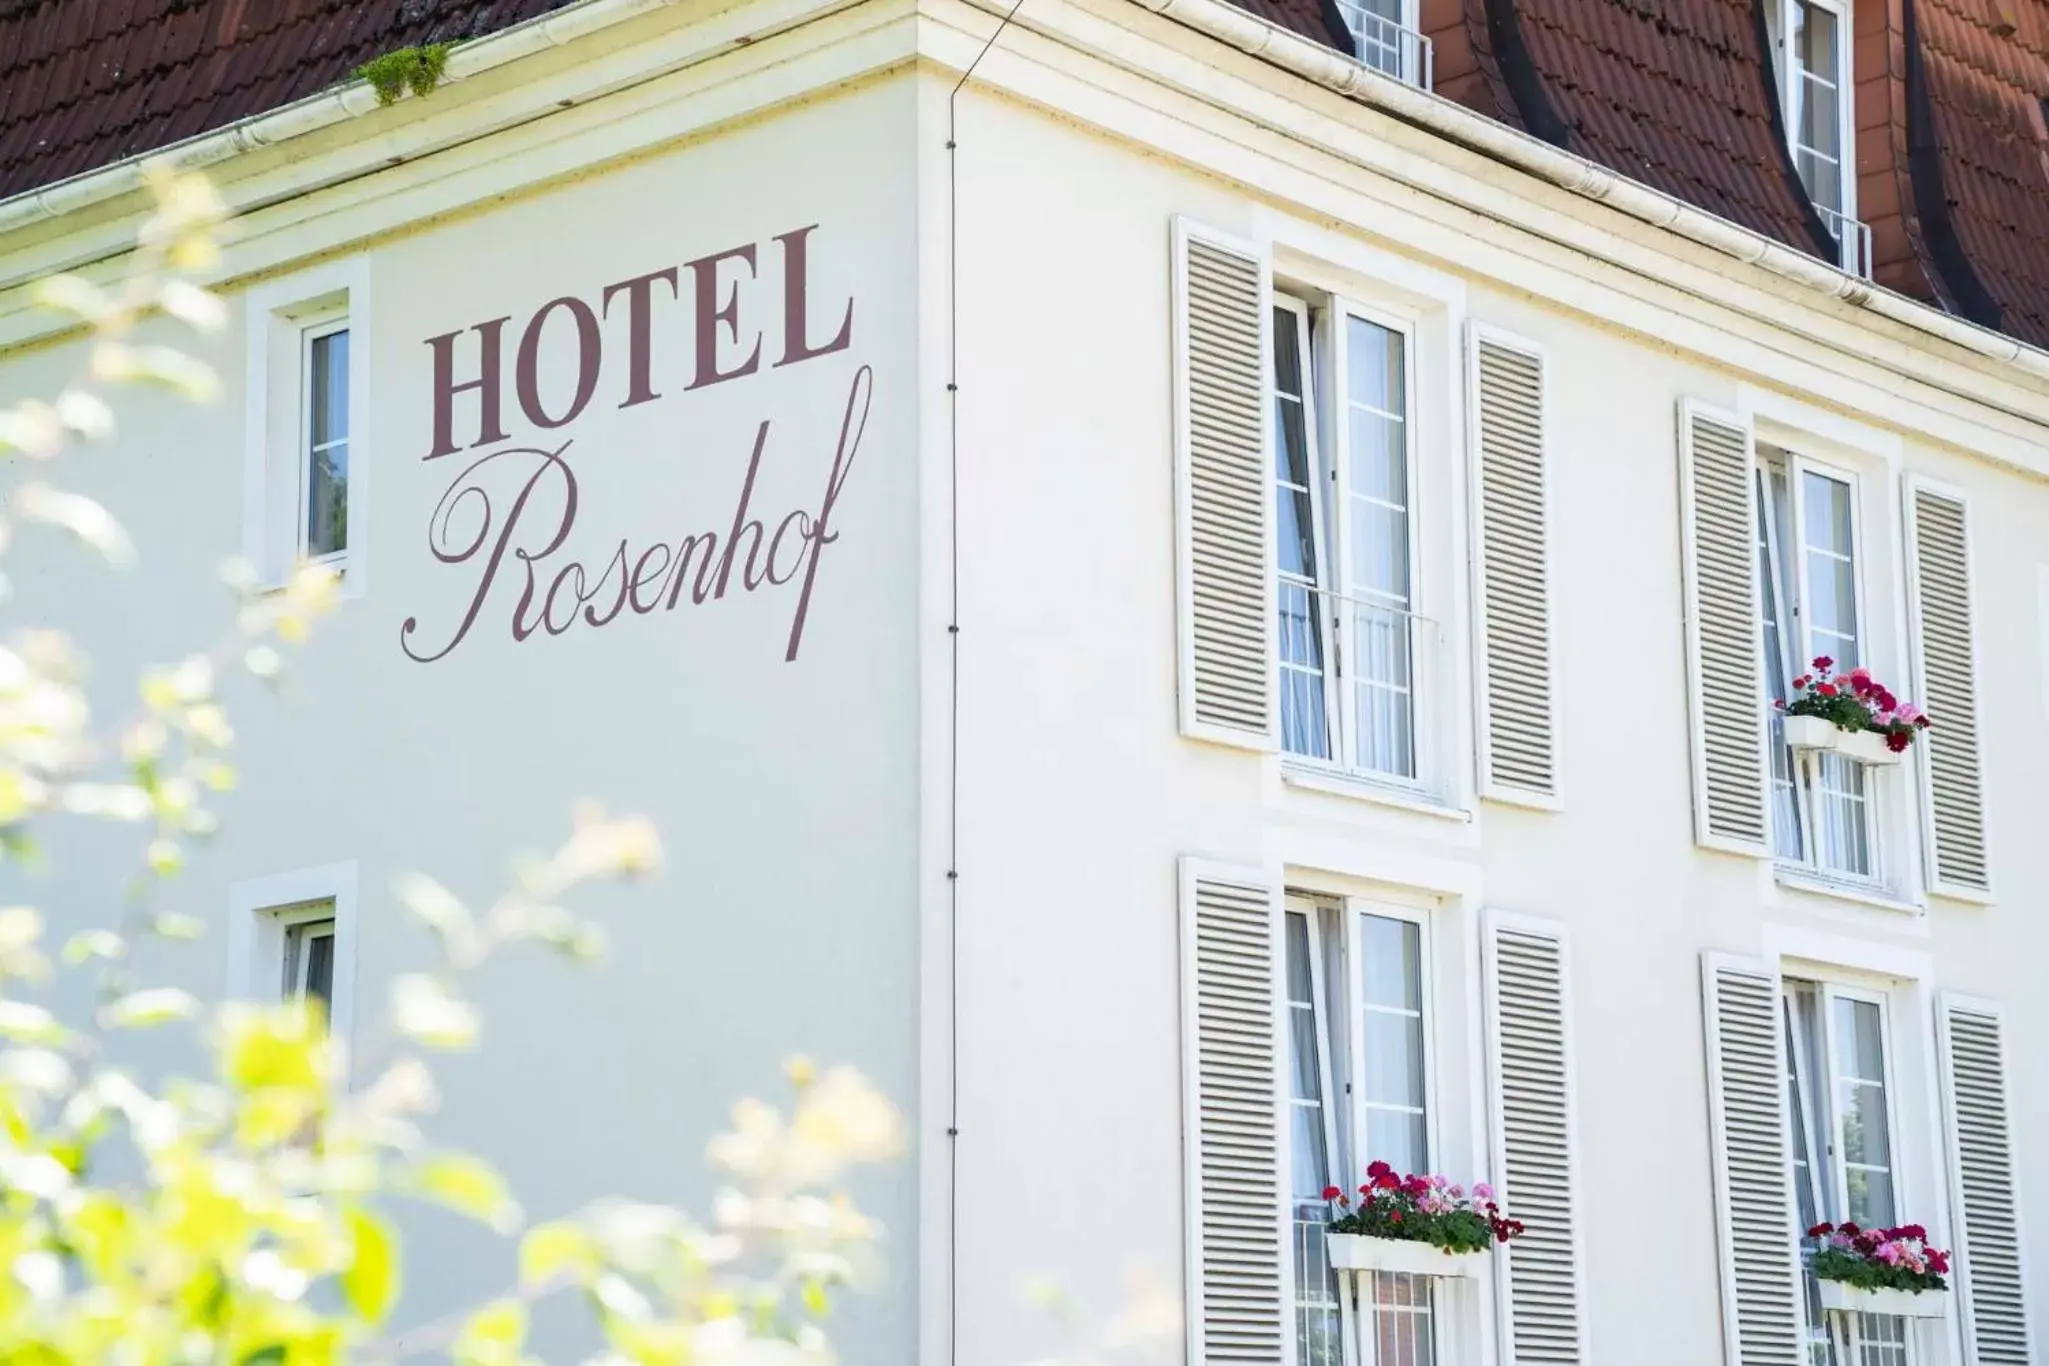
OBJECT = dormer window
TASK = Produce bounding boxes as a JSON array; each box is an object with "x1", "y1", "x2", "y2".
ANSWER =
[
  {"x1": 1771, "y1": 0, "x2": 1870, "y2": 276},
  {"x1": 1334, "y1": 0, "x2": 1431, "y2": 88}
]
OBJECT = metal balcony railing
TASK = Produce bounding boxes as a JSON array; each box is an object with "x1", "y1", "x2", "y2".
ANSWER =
[{"x1": 1814, "y1": 202, "x2": 1874, "y2": 281}]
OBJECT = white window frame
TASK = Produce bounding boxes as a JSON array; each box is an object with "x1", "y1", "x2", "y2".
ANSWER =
[
  {"x1": 1275, "y1": 296, "x2": 1342, "y2": 765},
  {"x1": 1760, "y1": 448, "x2": 1914, "y2": 897},
  {"x1": 1282, "y1": 892, "x2": 1450, "y2": 1366},
  {"x1": 1783, "y1": 973, "x2": 1924, "y2": 1366},
  {"x1": 1334, "y1": 0, "x2": 1430, "y2": 88},
  {"x1": 297, "y1": 314, "x2": 352, "y2": 571},
  {"x1": 244, "y1": 259, "x2": 370, "y2": 597},
  {"x1": 1274, "y1": 290, "x2": 1442, "y2": 803},
  {"x1": 227, "y1": 862, "x2": 360, "y2": 1065},
  {"x1": 281, "y1": 906, "x2": 338, "y2": 1003},
  {"x1": 1771, "y1": 0, "x2": 1862, "y2": 272}
]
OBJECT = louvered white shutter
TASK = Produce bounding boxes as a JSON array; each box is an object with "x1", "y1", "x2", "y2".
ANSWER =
[
  {"x1": 1907, "y1": 480, "x2": 1992, "y2": 898},
  {"x1": 1172, "y1": 220, "x2": 1275, "y2": 750},
  {"x1": 1178, "y1": 859, "x2": 1285, "y2": 1363},
  {"x1": 1700, "y1": 954, "x2": 1803, "y2": 1366},
  {"x1": 1939, "y1": 996, "x2": 2033, "y2": 1365},
  {"x1": 1471, "y1": 331, "x2": 1560, "y2": 804},
  {"x1": 1483, "y1": 914, "x2": 1584, "y2": 1363},
  {"x1": 1678, "y1": 402, "x2": 1771, "y2": 856}
]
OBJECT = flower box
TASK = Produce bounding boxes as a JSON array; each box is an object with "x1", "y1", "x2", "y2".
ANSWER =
[
  {"x1": 1780, "y1": 715, "x2": 1903, "y2": 767},
  {"x1": 1834, "y1": 728, "x2": 1902, "y2": 766},
  {"x1": 1782, "y1": 715, "x2": 1838, "y2": 752},
  {"x1": 1326, "y1": 1233, "x2": 1482, "y2": 1279},
  {"x1": 1816, "y1": 1280, "x2": 1949, "y2": 1319}
]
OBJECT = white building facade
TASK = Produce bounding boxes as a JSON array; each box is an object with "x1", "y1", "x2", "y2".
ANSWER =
[{"x1": 0, "y1": 1, "x2": 2045, "y2": 1364}]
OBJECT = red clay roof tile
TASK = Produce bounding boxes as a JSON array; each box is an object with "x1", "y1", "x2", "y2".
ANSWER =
[{"x1": 0, "y1": 0, "x2": 577, "y2": 201}]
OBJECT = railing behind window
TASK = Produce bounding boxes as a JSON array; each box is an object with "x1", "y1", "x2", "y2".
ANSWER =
[
  {"x1": 1814, "y1": 203, "x2": 1874, "y2": 280},
  {"x1": 1280, "y1": 584, "x2": 1445, "y2": 796},
  {"x1": 1332, "y1": 2, "x2": 1434, "y2": 89},
  {"x1": 1333, "y1": 1266, "x2": 1437, "y2": 1366}
]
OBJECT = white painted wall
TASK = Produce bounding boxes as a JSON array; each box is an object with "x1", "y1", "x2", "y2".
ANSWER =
[
  {"x1": 3, "y1": 3, "x2": 2049, "y2": 1364},
  {"x1": 0, "y1": 76, "x2": 925, "y2": 1362},
  {"x1": 930, "y1": 67, "x2": 2049, "y2": 1366}
]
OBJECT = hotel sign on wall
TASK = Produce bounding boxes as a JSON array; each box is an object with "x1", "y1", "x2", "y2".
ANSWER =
[{"x1": 399, "y1": 225, "x2": 867, "y2": 665}]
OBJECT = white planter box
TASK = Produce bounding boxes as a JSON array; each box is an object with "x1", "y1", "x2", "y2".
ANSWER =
[
  {"x1": 1779, "y1": 715, "x2": 1904, "y2": 766},
  {"x1": 1782, "y1": 715, "x2": 1838, "y2": 751},
  {"x1": 1326, "y1": 1233, "x2": 1482, "y2": 1279},
  {"x1": 1835, "y1": 728, "x2": 1903, "y2": 766},
  {"x1": 1817, "y1": 1280, "x2": 1949, "y2": 1319}
]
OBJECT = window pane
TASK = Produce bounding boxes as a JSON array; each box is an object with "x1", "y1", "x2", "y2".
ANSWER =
[
  {"x1": 1831, "y1": 997, "x2": 1896, "y2": 1228},
  {"x1": 1801, "y1": 471, "x2": 1859, "y2": 668},
  {"x1": 1365, "y1": 1109, "x2": 1427, "y2": 1177},
  {"x1": 1347, "y1": 315, "x2": 1404, "y2": 415},
  {"x1": 1792, "y1": 1, "x2": 1843, "y2": 213},
  {"x1": 1284, "y1": 910, "x2": 1341, "y2": 1366},
  {"x1": 1273, "y1": 308, "x2": 1331, "y2": 761},
  {"x1": 1758, "y1": 468, "x2": 1807, "y2": 860},
  {"x1": 1357, "y1": 914, "x2": 1420, "y2": 1009},
  {"x1": 1361, "y1": 1011, "x2": 1426, "y2": 1108},
  {"x1": 307, "y1": 329, "x2": 350, "y2": 559},
  {"x1": 305, "y1": 931, "x2": 334, "y2": 1008}
]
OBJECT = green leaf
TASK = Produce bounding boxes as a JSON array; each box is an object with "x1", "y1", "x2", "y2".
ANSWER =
[
  {"x1": 238, "y1": 1347, "x2": 286, "y2": 1366},
  {"x1": 342, "y1": 1207, "x2": 399, "y2": 1325},
  {"x1": 389, "y1": 974, "x2": 478, "y2": 1051},
  {"x1": 518, "y1": 1221, "x2": 595, "y2": 1288},
  {"x1": 453, "y1": 1298, "x2": 527, "y2": 1366},
  {"x1": 412, "y1": 1153, "x2": 519, "y2": 1231},
  {"x1": 102, "y1": 987, "x2": 198, "y2": 1028}
]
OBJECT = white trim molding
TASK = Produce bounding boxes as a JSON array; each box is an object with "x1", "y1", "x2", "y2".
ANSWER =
[
  {"x1": 243, "y1": 256, "x2": 373, "y2": 598},
  {"x1": 226, "y1": 861, "x2": 362, "y2": 1065}
]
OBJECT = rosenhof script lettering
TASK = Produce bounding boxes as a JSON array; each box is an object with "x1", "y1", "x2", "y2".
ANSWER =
[{"x1": 398, "y1": 225, "x2": 867, "y2": 664}]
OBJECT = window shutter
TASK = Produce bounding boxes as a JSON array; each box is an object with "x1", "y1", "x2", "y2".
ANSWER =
[
  {"x1": 1907, "y1": 482, "x2": 1991, "y2": 897},
  {"x1": 1471, "y1": 331, "x2": 1558, "y2": 803},
  {"x1": 1678, "y1": 402, "x2": 1771, "y2": 855},
  {"x1": 1177, "y1": 859, "x2": 1285, "y2": 1363},
  {"x1": 1938, "y1": 997, "x2": 2033, "y2": 1365},
  {"x1": 1699, "y1": 954, "x2": 1803, "y2": 1366},
  {"x1": 1483, "y1": 914, "x2": 1584, "y2": 1363},
  {"x1": 1172, "y1": 220, "x2": 1274, "y2": 750}
]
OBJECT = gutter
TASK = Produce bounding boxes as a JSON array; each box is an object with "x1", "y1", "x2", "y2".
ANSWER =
[
  {"x1": 0, "y1": 0, "x2": 676, "y2": 237},
  {"x1": 1130, "y1": 0, "x2": 2049, "y2": 384}
]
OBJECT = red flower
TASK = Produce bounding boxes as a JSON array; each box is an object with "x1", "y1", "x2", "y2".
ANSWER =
[
  {"x1": 1374, "y1": 1172, "x2": 1400, "y2": 1191},
  {"x1": 1876, "y1": 688, "x2": 1896, "y2": 711},
  {"x1": 1915, "y1": 716, "x2": 1932, "y2": 728},
  {"x1": 1389, "y1": 1211, "x2": 1403, "y2": 1223},
  {"x1": 1806, "y1": 1223, "x2": 1834, "y2": 1238},
  {"x1": 1816, "y1": 683, "x2": 1837, "y2": 697},
  {"x1": 1813, "y1": 656, "x2": 1834, "y2": 672},
  {"x1": 1929, "y1": 1250, "x2": 1951, "y2": 1274},
  {"x1": 1893, "y1": 1224, "x2": 1927, "y2": 1242},
  {"x1": 1839, "y1": 1222, "x2": 1861, "y2": 1237},
  {"x1": 1886, "y1": 731, "x2": 1910, "y2": 753},
  {"x1": 1322, "y1": 1186, "x2": 1342, "y2": 1201},
  {"x1": 1365, "y1": 1160, "x2": 1394, "y2": 1180}
]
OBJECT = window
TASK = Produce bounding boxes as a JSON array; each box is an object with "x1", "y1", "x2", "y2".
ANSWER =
[
  {"x1": 1332, "y1": 0, "x2": 1429, "y2": 86},
  {"x1": 1285, "y1": 897, "x2": 1436, "y2": 1366},
  {"x1": 1771, "y1": 0, "x2": 1867, "y2": 274},
  {"x1": 227, "y1": 864, "x2": 356, "y2": 1047},
  {"x1": 1273, "y1": 296, "x2": 1438, "y2": 796},
  {"x1": 282, "y1": 908, "x2": 337, "y2": 1009},
  {"x1": 1783, "y1": 979, "x2": 1910, "y2": 1366},
  {"x1": 1756, "y1": 454, "x2": 1881, "y2": 884},
  {"x1": 302, "y1": 322, "x2": 350, "y2": 563},
  {"x1": 245, "y1": 261, "x2": 367, "y2": 592}
]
